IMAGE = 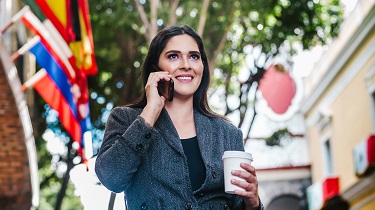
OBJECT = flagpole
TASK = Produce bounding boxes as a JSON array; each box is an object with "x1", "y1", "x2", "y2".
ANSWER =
[
  {"x1": 0, "y1": 6, "x2": 30, "y2": 34},
  {"x1": 21, "y1": 68, "x2": 47, "y2": 91},
  {"x1": 21, "y1": 9, "x2": 77, "y2": 80},
  {"x1": 11, "y1": 36, "x2": 40, "y2": 61}
]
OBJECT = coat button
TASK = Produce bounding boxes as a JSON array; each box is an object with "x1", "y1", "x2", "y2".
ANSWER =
[
  {"x1": 196, "y1": 192, "x2": 204, "y2": 197},
  {"x1": 212, "y1": 170, "x2": 216, "y2": 178},
  {"x1": 223, "y1": 204, "x2": 230, "y2": 210},
  {"x1": 136, "y1": 143, "x2": 144, "y2": 151},
  {"x1": 145, "y1": 132, "x2": 151, "y2": 139},
  {"x1": 185, "y1": 202, "x2": 192, "y2": 209},
  {"x1": 141, "y1": 202, "x2": 148, "y2": 209}
]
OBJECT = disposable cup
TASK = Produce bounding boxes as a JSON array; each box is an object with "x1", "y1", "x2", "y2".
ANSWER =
[{"x1": 222, "y1": 151, "x2": 253, "y2": 194}]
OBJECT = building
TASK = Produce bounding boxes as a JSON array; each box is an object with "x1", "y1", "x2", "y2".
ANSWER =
[
  {"x1": 301, "y1": 0, "x2": 375, "y2": 209},
  {"x1": 245, "y1": 122, "x2": 311, "y2": 209},
  {"x1": 257, "y1": 165, "x2": 311, "y2": 210},
  {"x1": 0, "y1": 0, "x2": 39, "y2": 209}
]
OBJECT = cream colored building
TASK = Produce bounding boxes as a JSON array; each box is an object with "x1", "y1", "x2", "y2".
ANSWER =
[{"x1": 301, "y1": 0, "x2": 375, "y2": 209}]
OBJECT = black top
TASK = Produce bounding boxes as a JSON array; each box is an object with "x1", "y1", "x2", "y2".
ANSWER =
[{"x1": 181, "y1": 136, "x2": 206, "y2": 192}]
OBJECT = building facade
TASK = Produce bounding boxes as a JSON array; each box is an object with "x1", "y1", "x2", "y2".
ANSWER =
[
  {"x1": 301, "y1": 0, "x2": 375, "y2": 209},
  {"x1": 0, "y1": 0, "x2": 39, "y2": 209},
  {"x1": 257, "y1": 165, "x2": 311, "y2": 210}
]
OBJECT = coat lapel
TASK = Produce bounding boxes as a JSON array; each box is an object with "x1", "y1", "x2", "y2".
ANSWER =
[
  {"x1": 154, "y1": 109, "x2": 214, "y2": 160},
  {"x1": 194, "y1": 110, "x2": 214, "y2": 164},
  {"x1": 154, "y1": 108, "x2": 184, "y2": 155}
]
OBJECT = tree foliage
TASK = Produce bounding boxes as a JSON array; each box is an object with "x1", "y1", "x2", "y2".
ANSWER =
[
  {"x1": 87, "y1": 0, "x2": 343, "y2": 135},
  {"x1": 35, "y1": 107, "x2": 83, "y2": 210}
]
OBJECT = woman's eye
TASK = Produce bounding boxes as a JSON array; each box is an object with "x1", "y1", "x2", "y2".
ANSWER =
[
  {"x1": 168, "y1": 54, "x2": 179, "y2": 60},
  {"x1": 190, "y1": 54, "x2": 200, "y2": 60}
]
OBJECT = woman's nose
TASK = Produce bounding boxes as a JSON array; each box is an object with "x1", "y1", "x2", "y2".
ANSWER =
[{"x1": 179, "y1": 57, "x2": 191, "y2": 70}]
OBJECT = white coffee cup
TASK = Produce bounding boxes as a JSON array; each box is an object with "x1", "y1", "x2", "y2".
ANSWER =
[{"x1": 222, "y1": 151, "x2": 253, "y2": 194}]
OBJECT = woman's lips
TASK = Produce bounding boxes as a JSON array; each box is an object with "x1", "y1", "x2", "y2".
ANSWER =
[{"x1": 176, "y1": 75, "x2": 194, "y2": 82}]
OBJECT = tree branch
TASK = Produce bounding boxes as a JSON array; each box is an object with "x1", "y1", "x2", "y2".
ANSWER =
[
  {"x1": 167, "y1": 0, "x2": 180, "y2": 27},
  {"x1": 245, "y1": 86, "x2": 258, "y2": 142},
  {"x1": 39, "y1": 172, "x2": 56, "y2": 189},
  {"x1": 208, "y1": 5, "x2": 236, "y2": 77},
  {"x1": 197, "y1": 0, "x2": 210, "y2": 36},
  {"x1": 133, "y1": 0, "x2": 151, "y2": 41},
  {"x1": 223, "y1": 70, "x2": 233, "y2": 115},
  {"x1": 150, "y1": 0, "x2": 159, "y2": 42}
]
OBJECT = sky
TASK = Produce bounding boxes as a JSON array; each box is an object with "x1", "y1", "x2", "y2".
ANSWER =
[{"x1": 67, "y1": 0, "x2": 359, "y2": 209}]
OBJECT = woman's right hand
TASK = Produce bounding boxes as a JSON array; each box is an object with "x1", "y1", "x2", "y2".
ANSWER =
[{"x1": 140, "y1": 72, "x2": 172, "y2": 127}]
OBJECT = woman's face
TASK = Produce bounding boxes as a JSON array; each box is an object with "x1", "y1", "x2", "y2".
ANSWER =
[{"x1": 158, "y1": 34, "x2": 204, "y2": 100}]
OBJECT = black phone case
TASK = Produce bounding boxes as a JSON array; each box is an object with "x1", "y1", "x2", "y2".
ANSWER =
[{"x1": 157, "y1": 79, "x2": 174, "y2": 102}]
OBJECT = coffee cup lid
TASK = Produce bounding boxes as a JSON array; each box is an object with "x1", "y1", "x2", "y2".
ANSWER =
[{"x1": 222, "y1": 151, "x2": 253, "y2": 161}]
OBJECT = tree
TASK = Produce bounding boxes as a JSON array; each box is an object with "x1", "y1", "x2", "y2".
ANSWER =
[
  {"x1": 34, "y1": 0, "x2": 344, "y2": 208},
  {"x1": 35, "y1": 106, "x2": 84, "y2": 210},
  {"x1": 88, "y1": 0, "x2": 343, "y2": 136}
]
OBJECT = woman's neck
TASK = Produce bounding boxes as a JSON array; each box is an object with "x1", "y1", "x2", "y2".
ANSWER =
[
  {"x1": 164, "y1": 98, "x2": 194, "y2": 121},
  {"x1": 164, "y1": 97, "x2": 196, "y2": 138}
]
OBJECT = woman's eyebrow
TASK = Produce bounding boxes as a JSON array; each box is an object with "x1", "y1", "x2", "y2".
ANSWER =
[
  {"x1": 165, "y1": 50, "x2": 180, "y2": 54},
  {"x1": 164, "y1": 50, "x2": 200, "y2": 55},
  {"x1": 189, "y1": 51, "x2": 200, "y2": 54}
]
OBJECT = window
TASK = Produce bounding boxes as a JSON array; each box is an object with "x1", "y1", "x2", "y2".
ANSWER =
[{"x1": 323, "y1": 138, "x2": 334, "y2": 176}]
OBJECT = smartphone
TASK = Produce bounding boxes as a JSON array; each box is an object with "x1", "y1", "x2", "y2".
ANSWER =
[
  {"x1": 157, "y1": 78, "x2": 174, "y2": 102},
  {"x1": 152, "y1": 65, "x2": 174, "y2": 102}
]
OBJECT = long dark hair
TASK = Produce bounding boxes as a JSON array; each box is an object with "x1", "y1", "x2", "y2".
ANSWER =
[{"x1": 128, "y1": 25, "x2": 225, "y2": 119}]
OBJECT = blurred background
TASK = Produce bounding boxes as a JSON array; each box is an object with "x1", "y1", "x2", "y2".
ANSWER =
[{"x1": 0, "y1": 0, "x2": 374, "y2": 209}]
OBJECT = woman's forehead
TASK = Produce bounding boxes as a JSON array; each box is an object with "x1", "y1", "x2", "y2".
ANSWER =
[{"x1": 163, "y1": 34, "x2": 199, "y2": 52}]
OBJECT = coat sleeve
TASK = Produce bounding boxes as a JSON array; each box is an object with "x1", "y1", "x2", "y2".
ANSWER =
[
  {"x1": 234, "y1": 198, "x2": 265, "y2": 210},
  {"x1": 231, "y1": 125, "x2": 245, "y2": 151},
  {"x1": 95, "y1": 107, "x2": 156, "y2": 193}
]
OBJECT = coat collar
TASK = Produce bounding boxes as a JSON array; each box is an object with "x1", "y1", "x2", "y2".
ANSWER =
[
  {"x1": 155, "y1": 108, "x2": 213, "y2": 162},
  {"x1": 194, "y1": 109, "x2": 214, "y2": 164}
]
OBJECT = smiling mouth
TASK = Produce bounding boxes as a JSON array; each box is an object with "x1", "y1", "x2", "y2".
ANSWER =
[{"x1": 176, "y1": 76, "x2": 194, "y2": 81}]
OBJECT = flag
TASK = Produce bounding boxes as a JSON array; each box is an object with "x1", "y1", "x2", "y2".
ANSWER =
[
  {"x1": 32, "y1": 0, "x2": 75, "y2": 42},
  {"x1": 12, "y1": 4, "x2": 95, "y2": 162},
  {"x1": 20, "y1": 36, "x2": 88, "y2": 158},
  {"x1": 21, "y1": 0, "x2": 74, "y2": 64},
  {"x1": 27, "y1": 0, "x2": 98, "y2": 75},
  {"x1": 69, "y1": 0, "x2": 98, "y2": 75},
  {"x1": 72, "y1": 63, "x2": 93, "y2": 161},
  {"x1": 23, "y1": 68, "x2": 81, "y2": 144},
  {"x1": 28, "y1": 37, "x2": 82, "y2": 144},
  {"x1": 18, "y1": 6, "x2": 76, "y2": 81}
]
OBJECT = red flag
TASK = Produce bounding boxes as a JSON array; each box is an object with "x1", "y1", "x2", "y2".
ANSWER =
[
  {"x1": 19, "y1": 7, "x2": 76, "y2": 82},
  {"x1": 69, "y1": 0, "x2": 98, "y2": 75},
  {"x1": 33, "y1": 0, "x2": 98, "y2": 75},
  {"x1": 13, "y1": 5, "x2": 95, "y2": 161},
  {"x1": 28, "y1": 40, "x2": 82, "y2": 145},
  {"x1": 34, "y1": 0, "x2": 75, "y2": 42},
  {"x1": 34, "y1": 71, "x2": 82, "y2": 144},
  {"x1": 21, "y1": 37, "x2": 86, "y2": 157},
  {"x1": 23, "y1": 68, "x2": 82, "y2": 148}
]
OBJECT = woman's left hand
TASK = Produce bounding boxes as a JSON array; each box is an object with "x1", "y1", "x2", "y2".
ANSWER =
[{"x1": 231, "y1": 163, "x2": 259, "y2": 210}]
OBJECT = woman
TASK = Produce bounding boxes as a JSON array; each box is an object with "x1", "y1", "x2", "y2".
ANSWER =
[{"x1": 95, "y1": 25, "x2": 263, "y2": 210}]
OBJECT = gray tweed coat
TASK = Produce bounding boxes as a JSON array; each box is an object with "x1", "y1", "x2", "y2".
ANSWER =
[{"x1": 95, "y1": 107, "x2": 263, "y2": 210}]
